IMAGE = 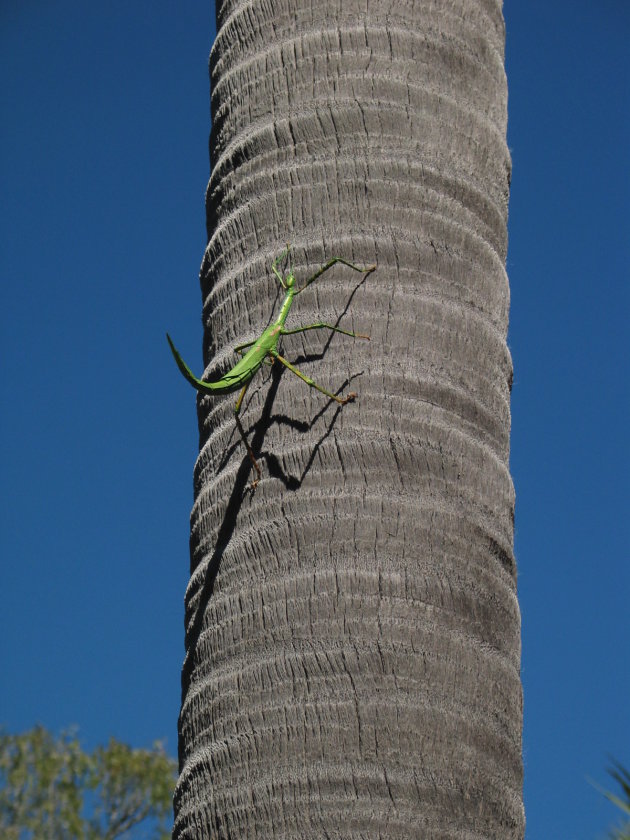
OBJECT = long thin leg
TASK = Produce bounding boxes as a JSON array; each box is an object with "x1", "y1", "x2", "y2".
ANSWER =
[
  {"x1": 297, "y1": 256, "x2": 376, "y2": 292},
  {"x1": 281, "y1": 322, "x2": 370, "y2": 340},
  {"x1": 234, "y1": 382, "x2": 262, "y2": 489},
  {"x1": 233, "y1": 339, "x2": 256, "y2": 355},
  {"x1": 270, "y1": 351, "x2": 357, "y2": 404},
  {"x1": 272, "y1": 243, "x2": 291, "y2": 289}
]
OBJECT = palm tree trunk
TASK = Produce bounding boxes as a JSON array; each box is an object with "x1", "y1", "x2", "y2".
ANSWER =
[{"x1": 174, "y1": 1, "x2": 523, "y2": 837}]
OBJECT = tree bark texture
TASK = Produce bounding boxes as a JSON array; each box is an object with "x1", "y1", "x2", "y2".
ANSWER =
[{"x1": 174, "y1": 1, "x2": 523, "y2": 838}]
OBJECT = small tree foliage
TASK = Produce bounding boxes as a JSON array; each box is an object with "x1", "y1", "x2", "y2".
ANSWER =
[
  {"x1": 0, "y1": 725, "x2": 176, "y2": 839},
  {"x1": 602, "y1": 760, "x2": 630, "y2": 840}
]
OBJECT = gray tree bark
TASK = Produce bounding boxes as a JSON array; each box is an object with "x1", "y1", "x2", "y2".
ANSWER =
[{"x1": 173, "y1": 1, "x2": 523, "y2": 838}]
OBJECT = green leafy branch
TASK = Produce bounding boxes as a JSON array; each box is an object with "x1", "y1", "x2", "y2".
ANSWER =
[
  {"x1": 0, "y1": 725, "x2": 177, "y2": 840},
  {"x1": 591, "y1": 759, "x2": 630, "y2": 840}
]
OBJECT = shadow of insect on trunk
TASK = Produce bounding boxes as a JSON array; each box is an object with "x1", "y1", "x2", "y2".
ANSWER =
[
  {"x1": 177, "y1": 276, "x2": 369, "y2": 764},
  {"x1": 215, "y1": 274, "x2": 369, "y2": 485}
]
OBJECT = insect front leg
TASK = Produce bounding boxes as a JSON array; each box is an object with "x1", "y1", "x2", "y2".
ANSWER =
[
  {"x1": 272, "y1": 243, "x2": 291, "y2": 289},
  {"x1": 297, "y1": 257, "x2": 376, "y2": 292},
  {"x1": 281, "y1": 323, "x2": 370, "y2": 340}
]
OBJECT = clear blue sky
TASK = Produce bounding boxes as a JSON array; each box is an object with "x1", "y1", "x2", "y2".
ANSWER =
[{"x1": 1, "y1": 2, "x2": 628, "y2": 838}]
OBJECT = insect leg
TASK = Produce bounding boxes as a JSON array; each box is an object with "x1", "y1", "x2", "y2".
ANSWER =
[
  {"x1": 233, "y1": 339, "x2": 256, "y2": 356},
  {"x1": 234, "y1": 382, "x2": 262, "y2": 489},
  {"x1": 297, "y1": 257, "x2": 376, "y2": 292},
  {"x1": 272, "y1": 243, "x2": 291, "y2": 289},
  {"x1": 281, "y1": 323, "x2": 370, "y2": 340},
  {"x1": 270, "y1": 351, "x2": 357, "y2": 405}
]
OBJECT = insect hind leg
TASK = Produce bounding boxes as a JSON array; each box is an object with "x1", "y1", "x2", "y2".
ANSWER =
[
  {"x1": 234, "y1": 382, "x2": 262, "y2": 489},
  {"x1": 270, "y1": 350, "x2": 356, "y2": 405}
]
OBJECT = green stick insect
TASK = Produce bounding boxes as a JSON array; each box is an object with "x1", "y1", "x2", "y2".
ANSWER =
[{"x1": 167, "y1": 246, "x2": 376, "y2": 488}]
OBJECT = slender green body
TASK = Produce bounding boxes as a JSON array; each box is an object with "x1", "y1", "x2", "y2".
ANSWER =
[
  {"x1": 167, "y1": 249, "x2": 375, "y2": 486},
  {"x1": 167, "y1": 278, "x2": 296, "y2": 395}
]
